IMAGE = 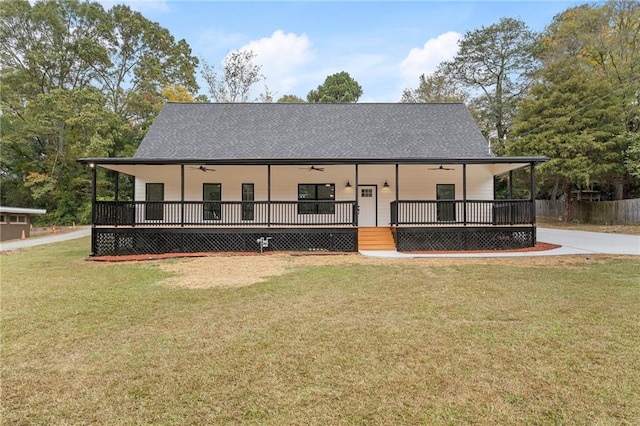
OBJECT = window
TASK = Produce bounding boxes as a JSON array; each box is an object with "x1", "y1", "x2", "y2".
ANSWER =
[
  {"x1": 145, "y1": 183, "x2": 164, "y2": 221},
  {"x1": 203, "y1": 183, "x2": 222, "y2": 220},
  {"x1": 361, "y1": 188, "x2": 373, "y2": 198},
  {"x1": 436, "y1": 184, "x2": 456, "y2": 222},
  {"x1": 298, "y1": 184, "x2": 335, "y2": 214},
  {"x1": 9, "y1": 215, "x2": 26, "y2": 224},
  {"x1": 0, "y1": 214, "x2": 6, "y2": 224},
  {"x1": 242, "y1": 183, "x2": 254, "y2": 221}
]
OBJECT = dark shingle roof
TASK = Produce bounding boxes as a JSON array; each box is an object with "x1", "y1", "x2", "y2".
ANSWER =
[{"x1": 134, "y1": 103, "x2": 493, "y2": 161}]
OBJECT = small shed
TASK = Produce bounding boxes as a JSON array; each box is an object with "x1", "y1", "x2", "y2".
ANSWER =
[{"x1": 0, "y1": 207, "x2": 47, "y2": 241}]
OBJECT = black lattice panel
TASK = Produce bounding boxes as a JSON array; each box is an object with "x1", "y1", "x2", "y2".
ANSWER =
[
  {"x1": 396, "y1": 227, "x2": 534, "y2": 251},
  {"x1": 93, "y1": 228, "x2": 357, "y2": 256}
]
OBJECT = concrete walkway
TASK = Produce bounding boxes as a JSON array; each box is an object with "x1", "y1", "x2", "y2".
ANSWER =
[
  {"x1": 360, "y1": 227, "x2": 640, "y2": 258},
  {"x1": 0, "y1": 227, "x2": 91, "y2": 252},
  {"x1": 1, "y1": 226, "x2": 638, "y2": 258}
]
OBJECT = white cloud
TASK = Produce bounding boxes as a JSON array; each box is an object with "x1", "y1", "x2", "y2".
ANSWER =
[
  {"x1": 236, "y1": 30, "x2": 314, "y2": 98},
  {"x1": 399, "y1": 31, "x2": 461, "y2": 90}
]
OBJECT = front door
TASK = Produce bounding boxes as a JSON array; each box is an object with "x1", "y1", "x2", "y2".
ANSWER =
[{"x1": 358, "y1": 185, "x2": 377, "y2": 226}]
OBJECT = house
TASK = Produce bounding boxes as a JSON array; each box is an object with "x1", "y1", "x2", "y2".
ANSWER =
[
  {"x1": 0, "y1": 206, "x2": 46, "y2": 241},
  {"x1": 79, "y1": 103, "x2": 547, "y2": 256}
]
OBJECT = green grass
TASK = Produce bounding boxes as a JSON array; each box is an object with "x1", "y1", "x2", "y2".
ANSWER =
[{"x1": 2, "y1": 238, "x2": 640, "y2": 424}]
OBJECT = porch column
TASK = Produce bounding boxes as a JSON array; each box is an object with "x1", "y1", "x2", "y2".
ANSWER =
[
  {"x1": 394, "y1": 164, "x2": 399, "y2": 201},
  {"x1": 180, "y1": 164, "x2": 185, "y2": 227},
  {"x1": 91, "y1": 164, "x2": 97, "y2": 224},
  {"x1": 508, "y1": 170, "x2": 514, "y2": 199},
  {"x1": 90, "y1": 163, "x2": 97, "y2": 256},
  {"x1": 463, "y1": 164, "x2": 467, "y2": 225},
  {"x1": 355, "y1": 164, "x2": 359, "y2": 226},
  {"x1": 530, "y1": 162, "x2": 537, "y2": 244},
  {"x1": 114, "y1": 171, "x2": 120, "y2": 227},
  {"x1": 114, "y1": 171, "x2": 119, "y2": 201},
  {"x1": 267, "y1": 165, "x2": 271, "y2": 227}
]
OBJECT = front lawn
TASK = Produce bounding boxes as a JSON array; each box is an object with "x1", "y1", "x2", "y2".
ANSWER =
[{"x1": 1, "y1": 238, "x2": 639, "y2": 424}]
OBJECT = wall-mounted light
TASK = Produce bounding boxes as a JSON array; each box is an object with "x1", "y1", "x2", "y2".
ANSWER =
[
  {"x1": 346, "y1": 180, "x2": 352, "y2": 188},
  {"x1": 89, "y1": 163, "x2": 95, "y2": 169},
  {"x1": 383, "y1": 180, "x2": 390, "y2": 188}
]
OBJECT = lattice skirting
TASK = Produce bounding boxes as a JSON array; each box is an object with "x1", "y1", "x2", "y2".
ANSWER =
[
  {"x1": 394, "y1": 226, "x2": 535, "y2": 251},
  {"x1": 92, "y1": 228, "x2": 358, "y2": 256}
]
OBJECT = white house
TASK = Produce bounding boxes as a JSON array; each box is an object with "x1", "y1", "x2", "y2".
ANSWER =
[{"x1": 80, "y1": 102, "x2": 547, "y2": 256}]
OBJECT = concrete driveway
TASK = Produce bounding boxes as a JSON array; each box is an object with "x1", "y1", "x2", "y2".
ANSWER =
[
  {"x1": 0, "y1": 227, "x2": 91, "y2": 252},
  {"x1": 360, "y1": 227, "x2": 640, "y2": 258}
]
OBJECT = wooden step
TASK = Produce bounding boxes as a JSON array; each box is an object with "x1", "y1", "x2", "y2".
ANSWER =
[{"x1": 358, "y1": 227, "x2": 396, "y2": 250}]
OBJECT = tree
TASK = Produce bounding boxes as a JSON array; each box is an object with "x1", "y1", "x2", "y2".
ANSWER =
[
  {"x1": 508, "y1": 60, "x2": 624, "y2": 217},
  {"x1": 508, "y1": 1, "x2": 640, "y2": 207},
  {"x1": 96, "y1": 4, "x2": 199, "y2": 144},
  {"x1": 400, "y1": 69, "x2": 468, "y2": 103},
  {"x1": 0, "y1": 0, "x2": 200, "y2": 222},
  {"x1": 277, "y1": 94, "x2": 306, "y2": 103},
  {"x1": 307, "y1": 71, "x2": 362, "y2": 103},
  {"x1": 442, "y1": 18, "x2": 538, "y2": 154},
  {"x1": 201, "y1": 50, "x2": 264, "y2": 102}
]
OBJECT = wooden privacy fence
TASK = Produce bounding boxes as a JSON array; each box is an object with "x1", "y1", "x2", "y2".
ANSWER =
[{"x1": 536, "y1": 199, "x2": 640, "y2": 225}]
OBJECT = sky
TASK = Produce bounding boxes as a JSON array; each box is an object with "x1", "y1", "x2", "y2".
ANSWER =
[{"x1": 101, "y1": 0, "x2": 592, "y2": 102}]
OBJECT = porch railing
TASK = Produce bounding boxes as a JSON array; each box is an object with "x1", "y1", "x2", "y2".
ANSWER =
[
  {"x1": 390, "y1": 200, "x2": 534, "y2": 225},
  {"x1": 94, "y1": 200, "x2": 357, "y2": 227}
]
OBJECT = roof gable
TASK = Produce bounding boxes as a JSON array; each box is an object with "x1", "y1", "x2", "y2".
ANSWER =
[{"x1": 134, "y1": 103, "x2": 493, "y2": 161}]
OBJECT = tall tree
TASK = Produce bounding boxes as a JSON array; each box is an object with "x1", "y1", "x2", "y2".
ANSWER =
[
  {"x1": 201, "y1": 50, "x2": 264, "y2": 102},
  {"x1": 0, "y1": 0, "x2": 199, "y2": 222},
  {"x1": 509, "y1": 1, "x2": 639, "y2": 207},
  {"x1": 96, "y1": 4, "x2": 199, "y2": 144},
  {"x1": 442, "y1": 18, "x2": 538, "y2": 154},
  {"x1": 307, "y1": 71, "x2": 363, "y2": 103}
]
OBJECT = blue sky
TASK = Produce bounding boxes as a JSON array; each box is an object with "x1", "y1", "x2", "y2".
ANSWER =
[{"x1": 103, "y1": 1, "x2": 591, "y2": 102}]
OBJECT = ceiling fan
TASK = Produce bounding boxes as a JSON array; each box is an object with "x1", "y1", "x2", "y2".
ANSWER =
[
  {"x1": 428, "y1": 165, "x2": 455, "y2": 171},
  {"x1": 299, "y1": 165, "x2": 325, "y2": 172},
  {"x1": 190, "y1": 165, "x2": 216, "y2": 172}
]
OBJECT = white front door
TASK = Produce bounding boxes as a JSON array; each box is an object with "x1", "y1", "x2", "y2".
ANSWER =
[{"x1": 358, "y1": 185, "x2": 377, "y2": 226}]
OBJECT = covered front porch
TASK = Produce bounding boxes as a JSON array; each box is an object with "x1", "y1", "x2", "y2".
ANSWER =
[{"x1": 82, "y1": 159, "x2": 542, "y2": 256}]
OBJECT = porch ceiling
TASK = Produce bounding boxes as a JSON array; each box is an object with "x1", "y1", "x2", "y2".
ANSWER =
[{"x1": 81, "y1": 156, "x2": 547, "y2": 174}]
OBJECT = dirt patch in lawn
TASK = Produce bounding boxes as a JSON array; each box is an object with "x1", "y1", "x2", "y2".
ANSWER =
[{"x1": 156, "y1": 251, "x2": 624, "y2": 289}]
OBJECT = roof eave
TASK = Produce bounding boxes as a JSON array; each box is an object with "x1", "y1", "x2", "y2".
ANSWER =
[{"x1": 78, "y1": 156, "x2": 549, "y2": 166}]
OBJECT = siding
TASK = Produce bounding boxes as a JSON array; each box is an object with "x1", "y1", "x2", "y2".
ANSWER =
[{"x1": 133, "y1": 164, "x2": 496, "y2": 226}]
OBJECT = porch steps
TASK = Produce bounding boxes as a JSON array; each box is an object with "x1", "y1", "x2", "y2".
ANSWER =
[{"x1": 358, "y1": 227, "x2": 396, "y2": 251}]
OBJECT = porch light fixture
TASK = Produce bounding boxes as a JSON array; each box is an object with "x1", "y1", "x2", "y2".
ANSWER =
[
  {"x1": 89, "y1": 163, "x2": 95, "y2": 168},
  {"x1": 383, "y1": 180, "x2": 390, "y2": 188},
  {"x1": 345, "y1": 180, "x2": 352, "y2": 188}
]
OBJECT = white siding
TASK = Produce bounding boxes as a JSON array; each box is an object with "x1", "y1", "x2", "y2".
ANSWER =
[{"x1": 132, "y1": 163, "x2": 496, "y2": 226}]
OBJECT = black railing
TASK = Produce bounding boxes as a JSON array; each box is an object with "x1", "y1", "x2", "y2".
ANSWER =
[
  {"x1": 94, "y1": 200, "x2": 357, "y2": 227},
  {"x1": 390, "y1": 200, "x2": 534, "y2": 225}
]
